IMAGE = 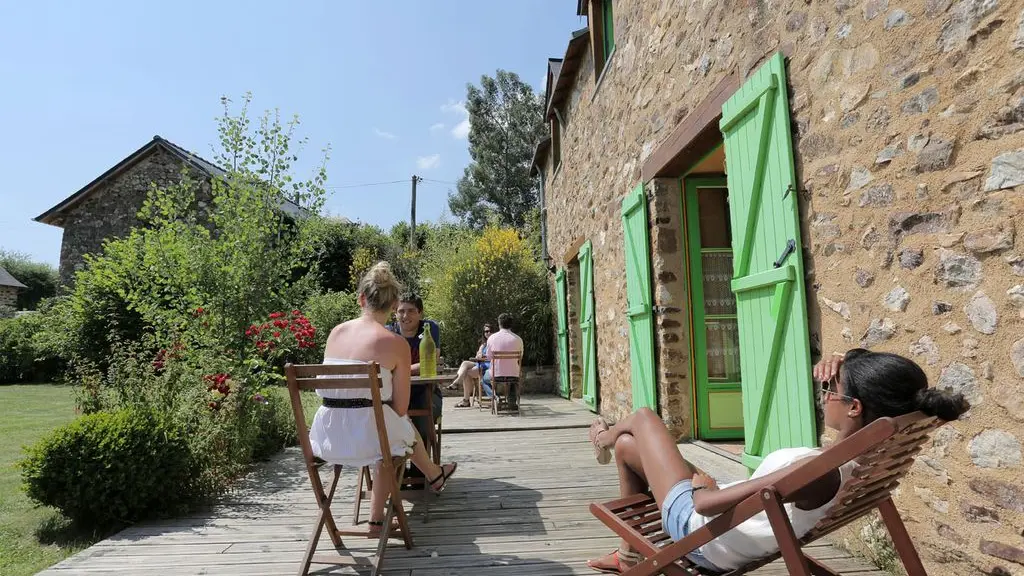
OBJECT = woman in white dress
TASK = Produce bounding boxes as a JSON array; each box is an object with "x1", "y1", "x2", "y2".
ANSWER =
[{"x1": 308, "y1": 261, "x2": 457, "y2": 533}]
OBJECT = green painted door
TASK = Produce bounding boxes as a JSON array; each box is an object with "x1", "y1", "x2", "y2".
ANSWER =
[
  {"x1": 684, "y1": 176, "x2": 743, "y2": 440},
  {"x1": 579, "y1": 241, "x2": 598, "y2": 411},
  {"x1": 555, "y1": 268, "x2": 571, "y2": 399},
  {"x1": 719, "y1": 52, "x2": 817, "y2": 471},
  {"x1": 621, "y1": 184, "x2": 657, "y2": 412}
]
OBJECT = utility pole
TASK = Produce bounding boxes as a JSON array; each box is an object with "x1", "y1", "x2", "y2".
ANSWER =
[{"x1": 410, "y1": 175, "x2": 422, "y2": 250}]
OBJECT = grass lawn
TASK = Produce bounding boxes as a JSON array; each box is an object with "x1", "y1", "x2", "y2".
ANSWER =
[{"x1": 0, "y1": 384, "x2": 88, "y2": 576}]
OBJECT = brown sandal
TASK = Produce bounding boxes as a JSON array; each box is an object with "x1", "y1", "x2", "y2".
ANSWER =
[
  {"x1": 586, "y1": 550, "x2": 641, "y2": 574},
  {"x1": 455, "y1": 398, "x2": 472, "y2": 408}
]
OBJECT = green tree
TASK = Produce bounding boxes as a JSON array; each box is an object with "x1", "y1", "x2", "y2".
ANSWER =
[
  {"x1": 448, "y1": 70, "x2": 547, "y2": 230},
  {"x1": 0, "y1": 250, "x2": 59, "y2": 310}
]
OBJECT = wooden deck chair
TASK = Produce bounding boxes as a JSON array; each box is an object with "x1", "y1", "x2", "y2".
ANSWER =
[
  {"x1": 285, "y1": 362, "x2": 413, "y2": 576},
  {"x1": 489, "y1": 350, "x2": 523, "y2": 416},
  {"x1": 589, "y1": 411, "x2": 944, "y2": 576}
]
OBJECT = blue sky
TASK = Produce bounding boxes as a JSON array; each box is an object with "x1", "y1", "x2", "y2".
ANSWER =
[{"x1": 0, "y1": 2, "x2": 584, "y2": 266}]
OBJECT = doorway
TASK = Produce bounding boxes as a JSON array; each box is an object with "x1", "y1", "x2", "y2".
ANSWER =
[{"x1": 683, "y1": 175, "x2": 744, "y2": 441}]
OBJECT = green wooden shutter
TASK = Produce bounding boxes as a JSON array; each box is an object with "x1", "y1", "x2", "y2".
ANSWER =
[
  {"x1": 579, "y1": 241, "x2": 598, "y2": 411},
  {"x1": 621, "y1": 184, "x2": 657, "y2": 411},
  {"x1": 555, "y1": 268, "x2": 571, "y2": 399},
  {"x1": 602, "y1": 0, "x2": 615, "y2": 61},
  {"x1": 719, "y1": 52, "x2": 816, "y2": 471}
]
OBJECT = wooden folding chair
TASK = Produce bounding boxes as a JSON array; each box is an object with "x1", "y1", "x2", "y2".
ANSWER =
[
  {"x1": 285, "y1": 362, "x2": 414, "y2": 576},
  {"x1": 489, "y1": 350, "x2": 523, "y2": 416},
  {"x1": 589, "y1": 411, "x2": 944, "y2": 576}
]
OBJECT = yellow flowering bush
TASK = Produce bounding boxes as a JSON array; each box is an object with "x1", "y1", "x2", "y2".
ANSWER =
[{"x1": 423, "y1": 227, "x2": 552, "y2": 367}]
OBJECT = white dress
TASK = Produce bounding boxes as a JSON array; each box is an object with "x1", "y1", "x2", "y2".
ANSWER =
[{"x1": 307, "y1": 358, "x2": 417, "y2": 467}]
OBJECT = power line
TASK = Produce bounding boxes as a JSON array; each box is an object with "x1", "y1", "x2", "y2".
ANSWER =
[
  {"x1": 325, "y1": 179, "x2": 408, "y2": 190},
  {"x1": 420, "y1": 178, "x2": 457, "y2": 186}
]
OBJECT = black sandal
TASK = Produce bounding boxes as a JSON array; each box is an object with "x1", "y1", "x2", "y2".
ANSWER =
[
  {"x1": 366, "y1": 519, "x2": 399, "y2": 537},
  {"x1": 428, "y1": 462, "x2": 458, "y2": 493}
]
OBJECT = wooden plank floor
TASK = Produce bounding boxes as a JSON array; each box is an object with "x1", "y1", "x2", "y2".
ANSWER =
[
  {"x1": 439, "y1": 394, "x2": 595, "y2": 432},
  {"x1": 39, "y1": 398, "x2": 884, "y2": 575}
]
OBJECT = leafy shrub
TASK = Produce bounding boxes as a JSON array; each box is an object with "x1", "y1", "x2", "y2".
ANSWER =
[
  {"x1": 303, "y1": 291, "x2": 360, "y2": 352},
  {"x1": 0, "y1": 312, "x2": 64, "y2": 383},
  {"x1": 422, "y1": 227, "x2": 552, "y2": 367},
  {"x1": 0, "y1": 304, "x2": 14, "y2": 319},
  {"x1": 0, "y1": 250, "x2": 59, "y2": 310},
  {"x1": 250, "y1": 387, "x2": 300, "y2": 460},
  {"x1": 19, "y1": 408, "x2": 196, "y2": 529}
]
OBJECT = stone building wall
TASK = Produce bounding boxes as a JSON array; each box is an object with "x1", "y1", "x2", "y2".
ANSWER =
[
  {"x1": 541, "y1": 0, "x2": 1024, "y2": 573},
  {"x1": 57, "y1": 148, "x2": 210, "y2": 284},
  {"x1": 0, "y1": 286, "x2": 18, "y2": 309}
]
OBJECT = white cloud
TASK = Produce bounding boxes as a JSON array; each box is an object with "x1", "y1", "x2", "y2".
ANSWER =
[
  {"x1": 440, "y1": 100, "x2": 467, "y2": 115},
  {"x1": 430, "y1": 122, "x2": 445, "y2": 132},
  {"x1": 373, "y1": 127, "x2": 397, "y2": 139},
  {"x1": 416, "y1": 154, "x2": 441, "y2": 170},
  {"x1": 452, "y1": 118, "x2": 471, "y2": 139},
  {"x1": 441, "y1": 99, "x2": 470, "y2": 139}
]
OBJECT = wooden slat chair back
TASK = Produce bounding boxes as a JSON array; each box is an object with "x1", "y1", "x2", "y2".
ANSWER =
[
  {"x1": 285, "y1": 362, "x2": 413, "y2": 576},
  {"x1": 589, "y1": 411, "x2": 944, "y2": 576},
  {"x1": 488, "y1": 350, "x2": 523, "y2": 416}
]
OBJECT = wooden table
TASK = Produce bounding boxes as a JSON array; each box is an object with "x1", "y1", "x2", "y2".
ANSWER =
[{"x1": 403, "y1": 375, "x2": 448, "y2": 490}]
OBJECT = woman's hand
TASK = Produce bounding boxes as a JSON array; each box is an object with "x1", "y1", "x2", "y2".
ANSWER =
[
  {"x1": 813, "y1": 352, "x2": 845, "y2": 384},
  {"x1": 692, "y1": 472, "x2": 718, "y2": 492}
]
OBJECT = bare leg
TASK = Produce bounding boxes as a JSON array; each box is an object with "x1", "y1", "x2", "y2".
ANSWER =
[
  {"x1": 588, "y1": 408, "x2": 697, "y2": 571},
  {"x1": 596, "y1": 408, "x2": 696, "y2": 504},
  {"x1": 462, "y1": 374, "x2": 479, "y2": 400},
  {"x1": 369, "y1": 430, "x2": 456, "y2": 524},
  {"x1": 452, "y1": 362, "x2": 479, "y2": 405}
]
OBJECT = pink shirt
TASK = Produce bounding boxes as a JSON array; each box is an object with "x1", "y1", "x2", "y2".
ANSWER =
[{"x1": 486, "y1": 329, "x2": 524, "y2": 378}]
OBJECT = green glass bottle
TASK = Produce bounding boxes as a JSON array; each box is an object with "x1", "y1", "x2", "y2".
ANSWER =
[{"x1": 419, "y1": 325, "x2": 437, "y2": 377}]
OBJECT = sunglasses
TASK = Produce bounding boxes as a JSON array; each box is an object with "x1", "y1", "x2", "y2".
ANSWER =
[{"x1": 818, "y1": 374, "x2": 854, "y2": 403}]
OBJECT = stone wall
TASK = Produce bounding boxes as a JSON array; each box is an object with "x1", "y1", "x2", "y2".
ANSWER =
[
  {"x1": 540, "y1": 0, "x2": 1024, "y2": 573},
  {"x1": 649, "y1": 178, "x2": 693, "y2": 437},
  {"x1": 57, "y1": 147, "x2": 211, "y2": 285},
  {"x1": 0, "y1": 286, "x2": 17, "y2": 309}
]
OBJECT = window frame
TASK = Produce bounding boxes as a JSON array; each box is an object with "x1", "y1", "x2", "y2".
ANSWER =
[{"x1": 589, "y1": 0, "x2": 615, "y2": 80}]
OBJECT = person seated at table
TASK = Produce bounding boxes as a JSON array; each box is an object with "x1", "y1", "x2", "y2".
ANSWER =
[
  {"x1": 386, "y1": 292, "x2": 443, "y2": 444},
  {"x1": 584, "y1": 349, "x2": 968, "y2": 574},
  {"x1": 450, "y1": 323, "x2": 493, "y2": 408},
  {"x1": 486, "y1": 313, "x2": 524, "y2": 410},
  {"x1": 309, "y1": 261, "x2": 457, "y2": 535}
]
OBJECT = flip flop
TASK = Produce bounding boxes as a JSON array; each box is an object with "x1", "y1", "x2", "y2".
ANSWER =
[
  {"x1": 589, "y1": 419, "x2": 612, "y2": 465},
  {"x1": 428, "y1": 462, "x2": 458, "y2": 493}
]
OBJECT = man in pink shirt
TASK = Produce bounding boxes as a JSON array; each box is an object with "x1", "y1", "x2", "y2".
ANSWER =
[{"x1": 486, "y1": 313, "x2": 524, "y2": 410}]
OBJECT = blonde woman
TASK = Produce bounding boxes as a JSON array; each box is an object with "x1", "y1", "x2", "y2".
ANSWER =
[{"x1": 308, "y1": 261, "x2": 457, "y2": 534}]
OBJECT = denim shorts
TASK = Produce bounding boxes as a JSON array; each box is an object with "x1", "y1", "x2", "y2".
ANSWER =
[{"x1": 661, "y1": 479, "x2": 722, "y2": 572}]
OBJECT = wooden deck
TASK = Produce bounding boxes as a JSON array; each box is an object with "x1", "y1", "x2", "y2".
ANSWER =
[
  {"x1": 39, "y1": 396, "x2": 884, "y2": 575},
  {"x1": 440, "y1": 394, "x2": 595, "y2": 432}
]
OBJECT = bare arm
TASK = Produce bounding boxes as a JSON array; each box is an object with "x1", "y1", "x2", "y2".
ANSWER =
[
  {"x1": 391, "y1": 338, "x2": 412, "y2": 416},
  {"x1": 692, "y1": 465, "x2": 841, "y2": 517}
]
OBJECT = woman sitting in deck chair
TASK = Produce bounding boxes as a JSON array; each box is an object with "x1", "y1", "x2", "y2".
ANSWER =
[
  {"x1": 308, "y1": 261, "x2": 458, "y2": 535},
  {"x1": 586, "y1": 349, "x2": 968, "y2": 574}
]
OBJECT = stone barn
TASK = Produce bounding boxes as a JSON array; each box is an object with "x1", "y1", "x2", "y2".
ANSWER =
[
  {"x1": 34, "y1": 136, "x2": 306, "y2": 285},
  {"x1": 533, "y1": 1, "x2": 1024, "y2": 573},
  {"x1": 0, "y1": 266, "x2": 27, "y2": 310}
]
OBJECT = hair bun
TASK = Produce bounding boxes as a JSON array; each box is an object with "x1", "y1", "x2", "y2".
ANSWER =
[
  {"x1": 370, "y1": 261, "x2": 395, "y2": 286},
  {"x1": 916, "y1": 388, "x2": 969, "y2": 421}
]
